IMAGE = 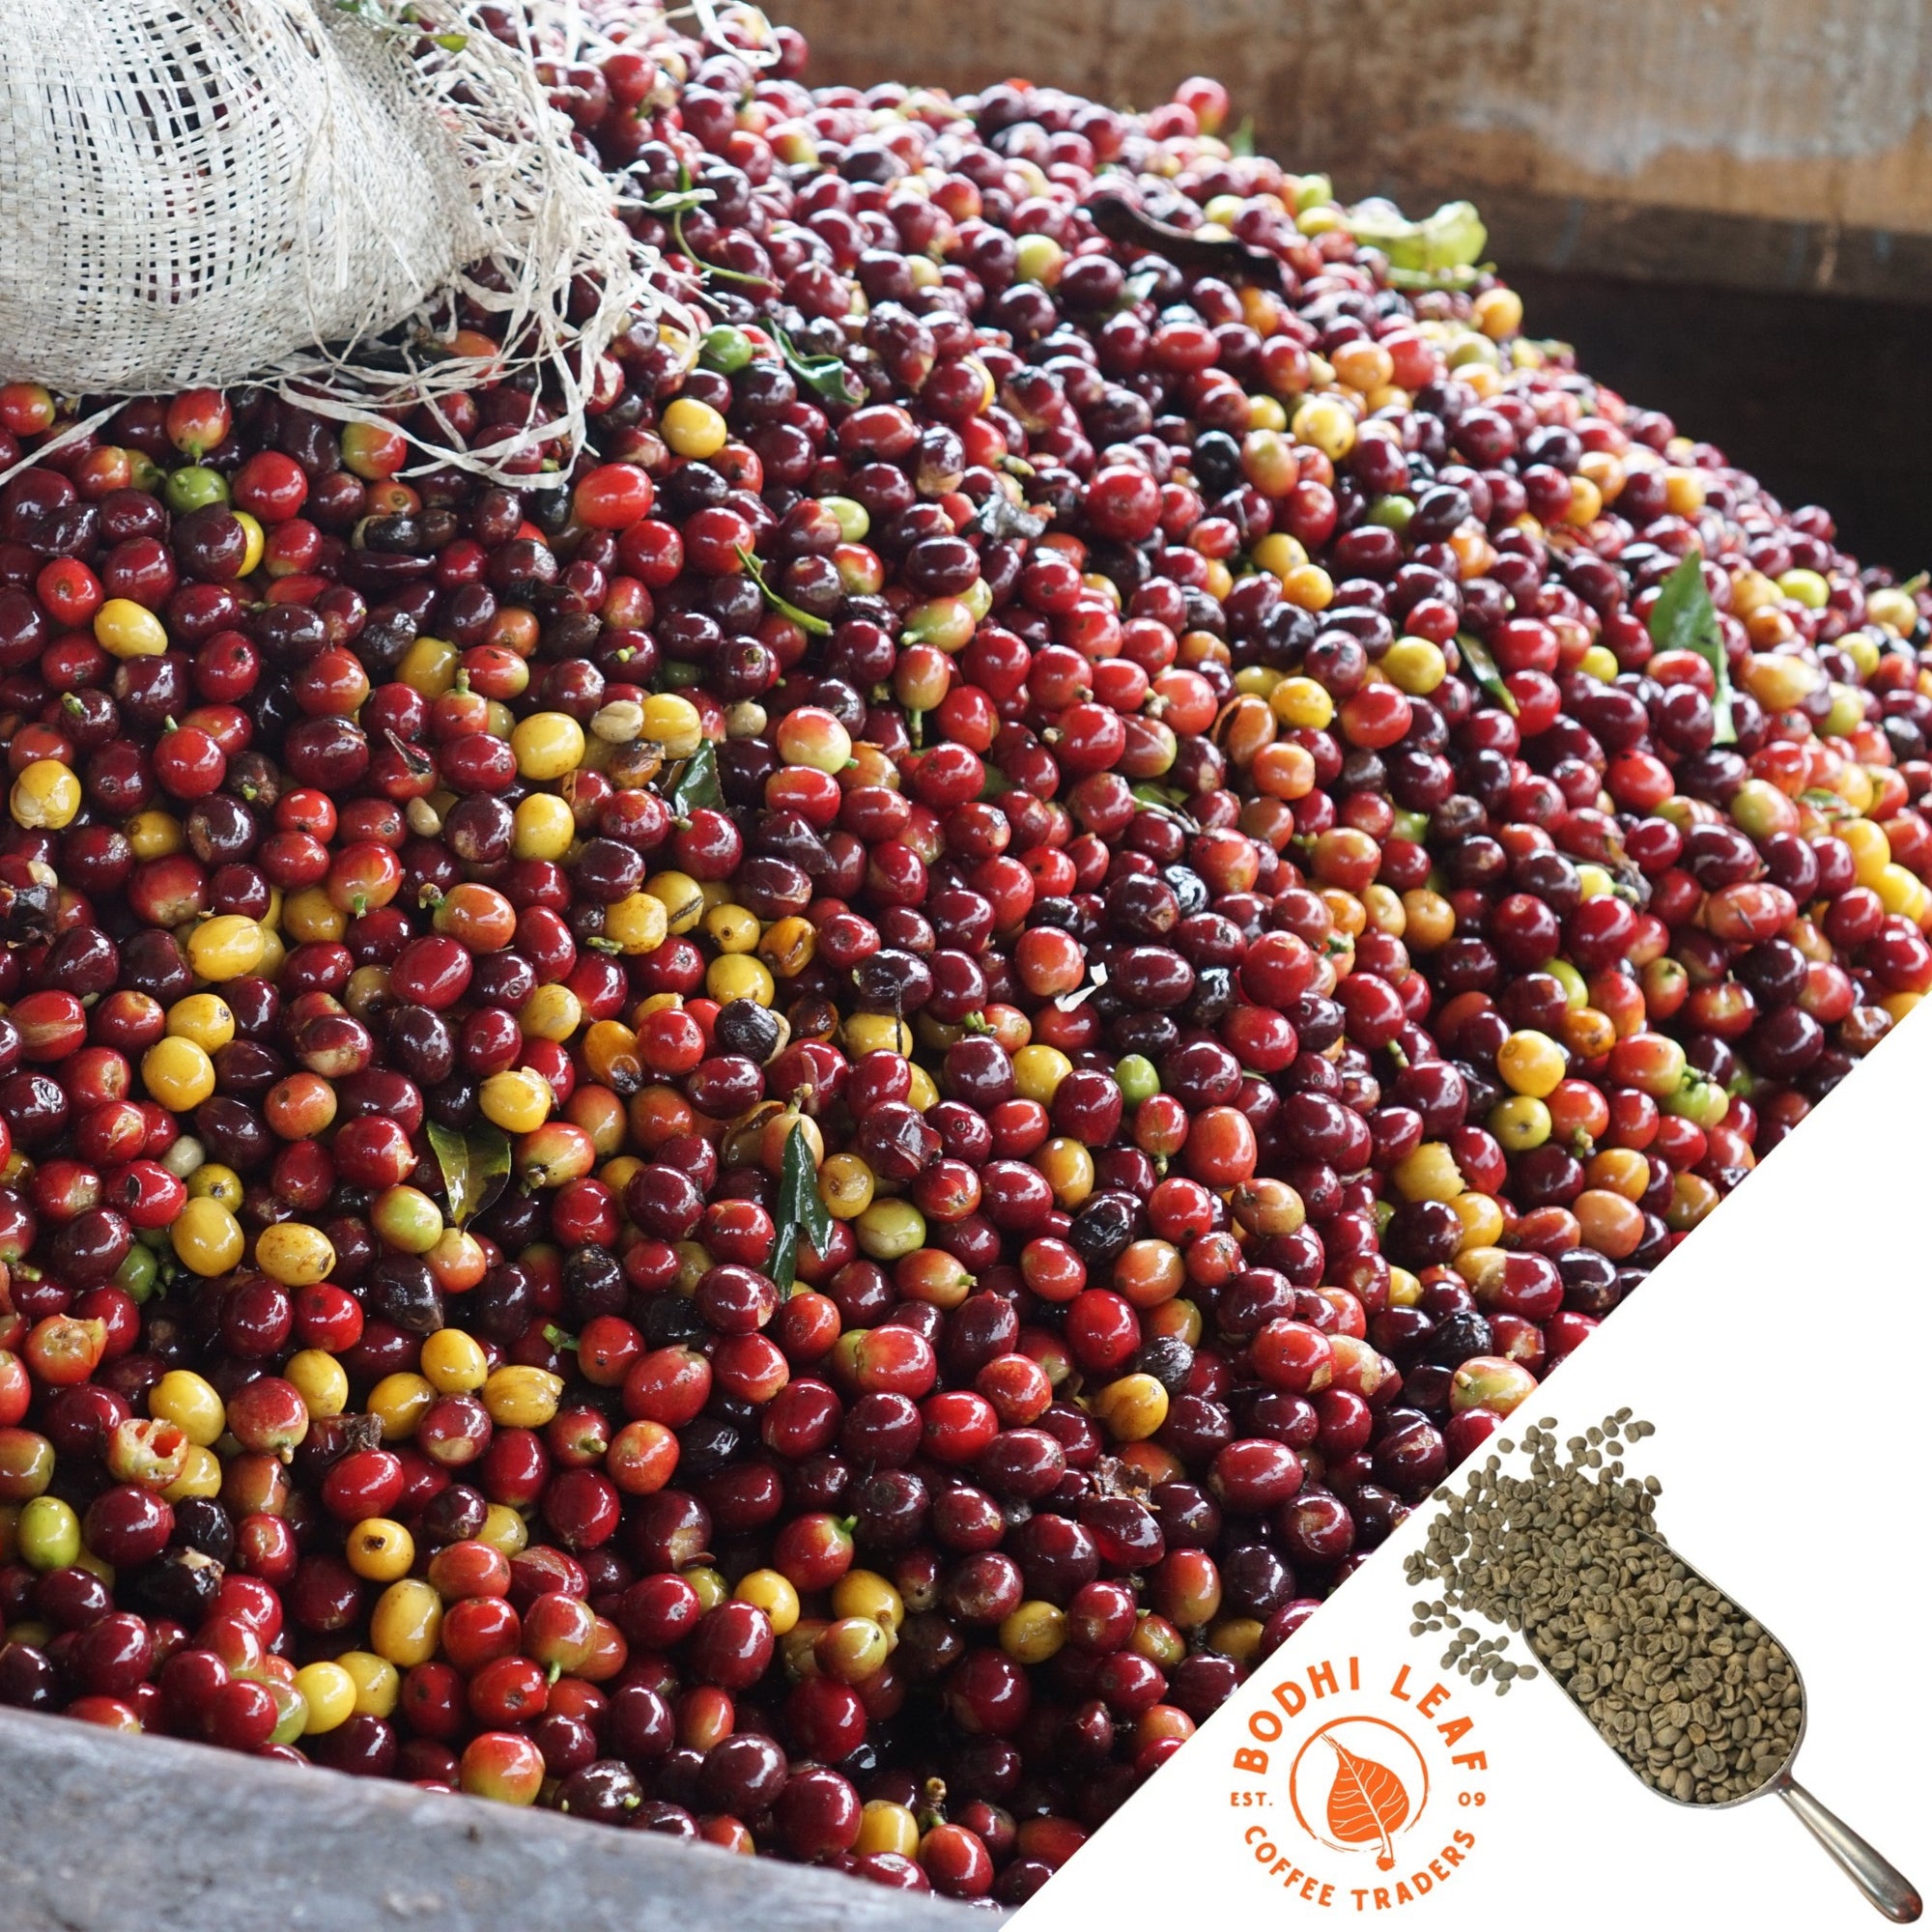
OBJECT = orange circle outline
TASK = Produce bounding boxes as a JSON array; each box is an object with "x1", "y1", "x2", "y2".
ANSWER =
[{"x1": 1288, "y1": 1714, "x2": 1432, "y2": 1858}]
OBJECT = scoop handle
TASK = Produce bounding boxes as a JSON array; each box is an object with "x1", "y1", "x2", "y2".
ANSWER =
[{"x1": 1777, "y1": 1776, "x2": 1922, "y2": 1922}]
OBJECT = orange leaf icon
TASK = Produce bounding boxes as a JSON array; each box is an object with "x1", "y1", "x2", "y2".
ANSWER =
[{"x1": 1324, "y1": 1734, "x2": 1410, "y2": 1870}]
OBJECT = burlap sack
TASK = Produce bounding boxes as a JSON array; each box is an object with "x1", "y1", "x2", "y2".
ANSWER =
[{"x1": 0, "y1": 0, "x2": 668, "y2": 476}]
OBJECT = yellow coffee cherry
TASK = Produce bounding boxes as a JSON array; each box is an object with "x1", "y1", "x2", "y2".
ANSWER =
[
  {"x1": 818, "y1": 1152, "x2": 875, "y2": 1220},
  {"x1": 255, "y1": 1221, "x2": 335, "y2": 1287},
  {"x1": 369, "y1": 1579, "x2": 442, "y2": 1668},
  {"x1": 1452, "y1": 1191, "x2": 1506, "y2": 1250},
  {"x1": 186, "y1": 914, "x2": 266, "y2": 981},
  {"x1": 1207, "y1": 1618, "x2": 1267, "y2": 1662},
  {"x1": 1292, "y1": 395, "x2": 1356, "y2": 462},
  {"x1": 420, "y1": 1327, "x2": 490, "y2": 1393},
  {"x1": 1842, "y1": 817, "x2": 1890, "y2": 888},
  {"x1": 142, "y1": 1036, "x2": 216, "y2": 1111},
  {"x1": 854, "y1": 1198, "x2": 925, "y2": 1261},
  {"x1": 161, "y1": 1444, "x2": 222, "y2": 1502},
  {"x1": 1391, "y1": 1136, "x2": 1461, "y2": 1198},
  {"x1": 483, "y1": 1365, "x2": 563, "y2": 1429},
  {"x1": 734, "y1": 1569, "x2": 800, "y2": 1634},
  {"x1": 281, "y1": 885, "x2": 347, "y2": 944},
  {"x1": 707, "y1": 952, "x2": 774, "y2": 1007},
  {"x1": 1489, "y1": 1094, "x2": 1552, "y2": 1152},
  {"x1": 346, "y1": 1518, "x2": 416, "y2": 1582},
  {"x1": 519, "y1": 983, "x2": 582, "y2": 1042},
  {"x1": 1000, "y1": 1600, "x2": 1067, "y2": 1664},
  {"x1": 149, "y1": 1369, "x2": 226, "y2": 1446},
  {"x1": 477, "y1": 1504, "x2": 529, "y2": 1559},
  {"x1": 510, "y1": 711, "x2": 586, "y2": 781},
  {"x1": 296, "y1": 1662, "x2": 358, "y2": 1734},
  {"x1": 832, "y1": 1570, "x2": 904, "y2": 1634},
  {"x1": 336, "y1": 1650, "x2": 400, "y2": 1719},
  {"x1": 480, "y1": 1066, "x2": 554, "y2": 1133},
  {"x1": 1383, "y1": 639, "x2": 1446, "y2": 695},
  {"x1": 11, "y1": 762, "x2": 80, "y2": 829},
  {"x1": 1038, "y1": 1136, "x2": 1094, "y2": 1209},
  {"x1": 643, "y1": 869, "x2": 705, "y2": 934},
  {"x1": 1094, "y1": 1373, "x2": 1169, "y2": 1441},
  {"x1": 1496, "y1": 1029, "x2": 1566, "y2": 1098},
  {"x1": 662, "y1": 397, "x2": 728, "y2": 460},
  {"x1": 639, "y1": 693, "x2": 703, "y2": 757},
  {"x1": 367, "y1": 1372, "x2": 436, "y2": 1440},
  {"x1": 604, "y1": 892, "x2": 669, "y2": 954},
  {"x1": 285, "y1": 1350, "x2": 350, "y2": 1418},
  {"x1": 702, "y1": 902, "x2": 760, "y2": 953},
  {"x1": 1269, "y1": 676, "x2": 1335, "y2": 730},
  {"x1": 232, "y1": 510, "x2": 266, "y2": 577},
  {"x1": 856, "y1": 1801, "x2": 921, "y2": 1858},
  {"x1": 682, "y1": 1565, "x2": 727, "y2": 1611},
  {"x1": 185, "y1": 1163, "x2": 242, "y2": 1208},
  {"x1": 1252, "y1": 533, "x2": 1309, "y2": 580},
  {"x1": 171, "y1": 1196, "x2": 243, "y2": 1275},
  {"x1": 125, "y1": 809, "x2": 185, "y2": 859},
  {"x1": 166, "y1": 992, "x2": 235, "y2": 1052},
  {"x1": 1281, "y1": 563, "x2": 1334, "y2": 611},
  {"x1": 843, "y1": 1014, "x2": 912, "y2": 1057},
  {"x1": 1471, "y1": 286, "x2": 1523, "y2": 338},
  {"x1": 396, "y1": 636, "x2": 460, "y2": 697},
  {"x1": 512, "y1": 791, "x2": 576, "y2": 861},
  {"x1": 14, "y1": 1496, "x2": 78, "y2": 1572},
  {"x1": 1867, "y1": 586, "x2": 1918, "y2": 636},
  {"x1": 95, "y1": 598, "x2": 169, "y2": 658},
  {"x1": 1011, "y1": 1044, "x2": 1070, "y2": 1104}
]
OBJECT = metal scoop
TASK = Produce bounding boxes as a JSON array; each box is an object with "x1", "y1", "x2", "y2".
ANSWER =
[{"x1": 1529, "y1": 1528, "x2": 1920, "y2": 1923}]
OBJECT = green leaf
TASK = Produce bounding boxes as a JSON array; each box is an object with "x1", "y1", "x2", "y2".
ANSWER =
[
  {"x1": 426, "y1": 1121, "x2": 511, "y2": 1228},
  {"x1": 666, "y1": 740, "x2": 723, "y2": 814},
  {"x1": 736, "y1": 546, "x2": 833, "y2": 636},
  {"x1": 1647, "y1": 553, "x2": 1736, "y2": 745},
  {"x1": 1228, "y1": 117, "x2": 1256, "y2": 159},
  {"x1": 1456, "y1": 632, "x2": 1519, "y2": 716},
  {"x1": 770, "y1": 1120, "x2": 833, "y2": 1295},
  {"x1": 768, "y1": 1221, "x2": 799, "y2": 1298},
  {"x1": 1799, "y1": 786, "x2": 1857, "y2": 822},
  {"x1": 431, "y1": 30, "x2": 468, "y2": 51},
  {"x1": 775, "y1": 327, "x2": 865, "y2": 409},
  {"x1": 1129, "y1": 782, "x2": 1201, "y2": 832},
  {"x1": 1347, "y1": 198, "x2": 1488, "y2": 273}
]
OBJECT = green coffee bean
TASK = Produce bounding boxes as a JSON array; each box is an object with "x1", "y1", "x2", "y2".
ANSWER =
[{"x1": 1404, "y1": 1412, "x2": 1802, "y2": 1806}]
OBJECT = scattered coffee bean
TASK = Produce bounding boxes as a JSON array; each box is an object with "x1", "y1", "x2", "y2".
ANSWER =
[{"x1": 1405, "y1": 1414, "x2": 1802, "y2": 1804}]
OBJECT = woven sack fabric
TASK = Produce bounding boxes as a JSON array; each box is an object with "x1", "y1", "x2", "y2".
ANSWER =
[
  {"x1": 0, "y1": 0, "x2": 492, "y2": 390},
  {"x1": 0, "y1": 0, "x2": 671, "y2": 477}
]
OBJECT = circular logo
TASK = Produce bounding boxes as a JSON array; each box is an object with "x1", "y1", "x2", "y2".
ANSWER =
[
  {"x1": 1226, "y1": 1652, "x2": 1494, "y2": 1912},
  {"x1": 1290, "y1": 1716, "x2": 1431, "y2": 1870}
]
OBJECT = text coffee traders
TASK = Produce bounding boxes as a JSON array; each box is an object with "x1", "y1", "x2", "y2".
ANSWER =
[{"x1": 1230, "y1": 1648, "x2": 1492, "y2": 1913}]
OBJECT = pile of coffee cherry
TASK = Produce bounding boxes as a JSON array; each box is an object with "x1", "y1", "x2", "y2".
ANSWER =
[{"x1": 0, "y1": 0, "x2": 1927, "y2": 1906}]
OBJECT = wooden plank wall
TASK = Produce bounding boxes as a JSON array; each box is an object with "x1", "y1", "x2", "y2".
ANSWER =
[{"x1": 771, "y1": 0, "x2": 1932, "y2": 298}]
